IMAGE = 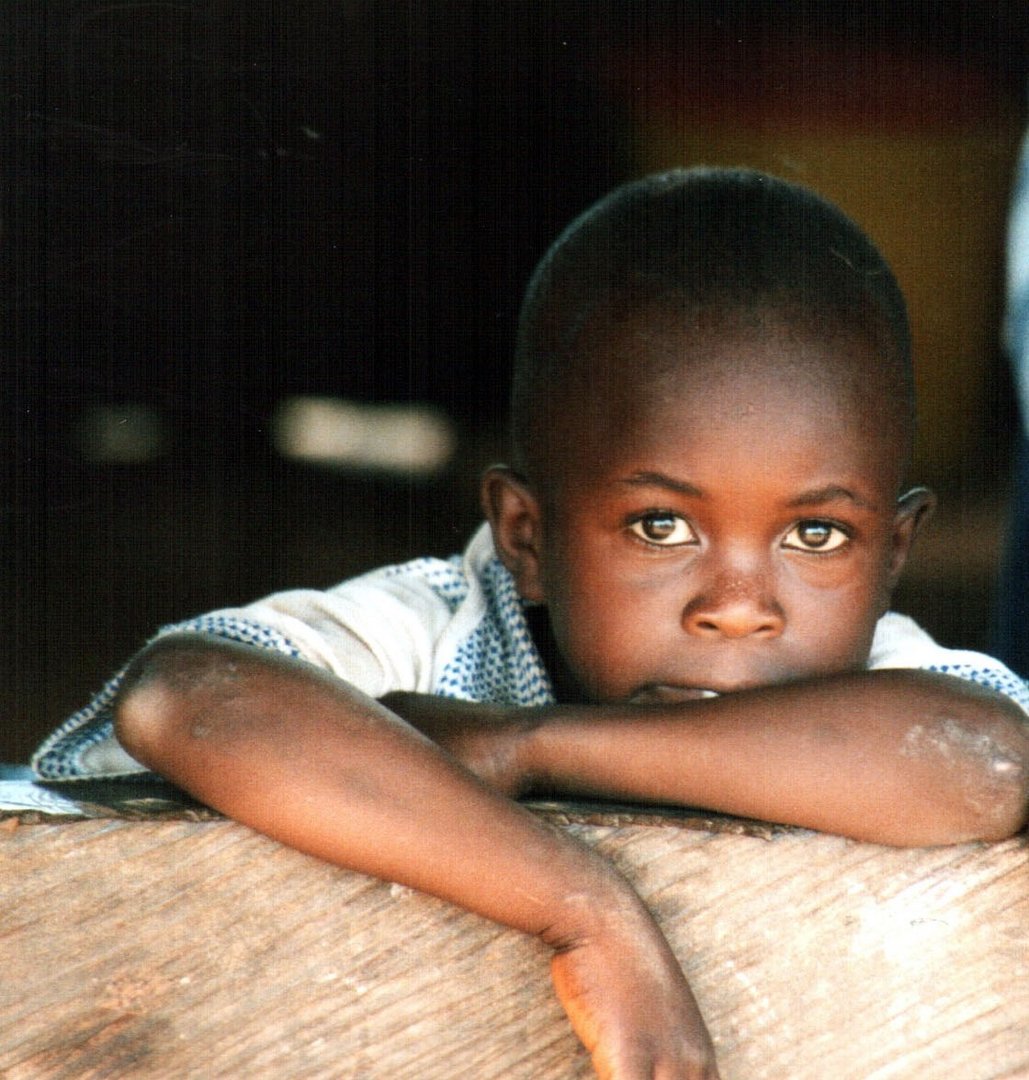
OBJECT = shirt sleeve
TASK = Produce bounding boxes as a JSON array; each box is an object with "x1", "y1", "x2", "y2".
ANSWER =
[
  {"x1": 222, "y1": 569, "x2": 459, "y2": 696},
  {"x1": 868, "y1": 612, "x2": 1029, "y2": 716},
  {"x1": 31, "y1": 561, "x2": 460, "y2": 781}
]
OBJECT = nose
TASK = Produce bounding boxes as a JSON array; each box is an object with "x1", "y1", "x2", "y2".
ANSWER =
[{"x1": 682, "y1": 567, "x2": 785, "y2": 640}]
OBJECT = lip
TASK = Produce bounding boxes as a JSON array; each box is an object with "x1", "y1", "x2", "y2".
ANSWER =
[{"x1": 628, "y1": 685, "x2": 720, "y2": 705}]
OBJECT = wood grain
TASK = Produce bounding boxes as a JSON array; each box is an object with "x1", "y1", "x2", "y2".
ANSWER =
[{"x1": 2, "y1": 811, "x2": 1026, "y2": 1079}]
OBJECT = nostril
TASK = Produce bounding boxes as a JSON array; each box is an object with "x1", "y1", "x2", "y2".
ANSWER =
[{"x1": 684, "y1": 606, "x2": 785, "y2": 639}]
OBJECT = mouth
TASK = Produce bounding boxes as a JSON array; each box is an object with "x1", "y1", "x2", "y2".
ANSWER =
[{"x1": 627, "y1": 685, "x2": 720, "y2": 705}]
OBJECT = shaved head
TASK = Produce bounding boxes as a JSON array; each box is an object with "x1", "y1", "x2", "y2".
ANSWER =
[{"x1": 510, "y1": 168, "x2": 914, "y2": 490}]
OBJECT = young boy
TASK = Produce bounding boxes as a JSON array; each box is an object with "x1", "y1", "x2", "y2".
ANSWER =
[{"x1": 34, "y1": 168, "x2": 1029, "y2": 1080}]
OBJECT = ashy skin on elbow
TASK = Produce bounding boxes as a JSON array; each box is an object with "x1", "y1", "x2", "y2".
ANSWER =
[{"x1": 899, "y1": 698, "x2": 1029, "y2": 842}]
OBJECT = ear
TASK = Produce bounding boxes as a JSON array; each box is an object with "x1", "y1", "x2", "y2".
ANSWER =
[
  {"x1": 887, "y1": 486, "x2": 936, "y2": 589},
  {"x1": 481, "y1": 466, "x2": 547, "y2": 604}
]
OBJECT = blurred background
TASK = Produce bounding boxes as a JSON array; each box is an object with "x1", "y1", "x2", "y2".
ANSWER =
[{"x1": 3, "y1": 1, "x2": 1027, "y2": 763}]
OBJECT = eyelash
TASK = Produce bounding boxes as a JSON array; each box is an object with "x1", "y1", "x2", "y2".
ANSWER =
[{"x1": 627, "y1": 513, "x2": 853, "y2": 553}]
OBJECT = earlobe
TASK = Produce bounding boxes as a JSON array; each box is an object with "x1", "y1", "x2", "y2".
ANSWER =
[
  {"x1": 888, "y1": 486, "x2": 936, "y2": 587},
  {"x1": 480, "y1": 467, "x2": 547, "y2": 604}
]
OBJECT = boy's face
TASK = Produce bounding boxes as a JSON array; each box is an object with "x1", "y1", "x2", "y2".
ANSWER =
[{"x1": 487, "y1": 308, "x2": 931, "y2": 703}]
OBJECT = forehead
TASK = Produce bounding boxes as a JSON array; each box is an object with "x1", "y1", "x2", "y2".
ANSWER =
[{"x1": 548, "y1": 305, "x2": 907, "y2": 497}]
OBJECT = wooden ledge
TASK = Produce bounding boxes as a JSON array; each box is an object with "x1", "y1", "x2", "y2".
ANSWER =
[{"x1": 1, "y1": 802, "x2": 1026, "y2": 1079}]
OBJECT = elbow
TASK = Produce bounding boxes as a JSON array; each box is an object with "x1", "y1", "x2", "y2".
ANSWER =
[
  {"x1": 970, "y1": 778, "x2": 1028, "y2": 845},
  {"x1": 958, "y1": 702, "x2": 1029, "y2": 844},
  {"x1": 112, "y1": 634, "x2": 231, "y2": 772},
  {"x1": 112, "y1": 681, "x2": 170, "y2": 774},
  {"x1": 909, "y1": 754, "x2": 1028, "y2": 848},
  {"x1": 976, "y1": 751, "x2": 1029, "y2": 843},
  {"x1": 900, "y1": 682, "x2": 1029, "y2": 846}
]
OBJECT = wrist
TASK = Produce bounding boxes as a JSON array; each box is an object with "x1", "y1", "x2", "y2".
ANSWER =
[
  {"x1": 512, "y1": 705, "x2": 564, "y2": 795},
  {"x1": 536, "y1": 862, "x2": 655, "y2": 952},
  {"x1": 518, "y1": 704, "x2": 600, "y2": 796}
]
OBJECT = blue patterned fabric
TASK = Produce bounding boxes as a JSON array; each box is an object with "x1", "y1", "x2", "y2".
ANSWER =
[
  {"x1": 383, "y1": 554, "x2": 470, "y2": 613},
  {"x1": 377, "y1": 550, "x2": 553, "y2": 706},
  {"x1": 434, "y1": 557, "x2": 553, "y2": 706},
  {"x1": 926, "y1": 660, "x2": 1029, "y2": 714}
]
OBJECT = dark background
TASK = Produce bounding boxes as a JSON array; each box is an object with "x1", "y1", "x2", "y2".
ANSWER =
[{"x1": 3, "y1": 2, "x2": 1027, "y2": 763}]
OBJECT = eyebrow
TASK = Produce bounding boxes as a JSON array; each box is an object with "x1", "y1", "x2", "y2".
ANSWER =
[
  {"x1": 786, "y1": 485, "x2": 875, "y2": 510},
  {"x1": 619, "y1": 473, "x2": 875, "y2": 510},
  {"x1": 619, "y1": 471, "x2": 705, "y2": 497}
]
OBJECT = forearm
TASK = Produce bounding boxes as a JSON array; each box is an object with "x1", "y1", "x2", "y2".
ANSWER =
[
  {"x1": 113, "y1": 634, "x2": 630, "y2": 939},
  {"x1": 517, "y1": 671, "x2": 1029, "y2": 846},
  {"x1": 115, "y1": 635, "x2": 720, "y2": 1076}
]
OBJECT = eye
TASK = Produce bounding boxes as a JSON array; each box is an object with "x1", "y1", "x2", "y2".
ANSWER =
[
  {"x1": 781, "y1": 520, "x2": 850, "y2": 553},
  {"x1": 628, "y1": 512, "x2": 697, "y2": 547}
]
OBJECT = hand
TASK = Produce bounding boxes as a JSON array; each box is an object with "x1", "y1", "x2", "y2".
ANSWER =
[
  {"x1": 547, "y1": 907, "x2": 720, "y2": 1080},
  {"x1": 379, "y1": 692, "x2": 536, "y2": 796},
  {"x1": 379, "y1": 693, "x2": 719, "y2": 1076}
]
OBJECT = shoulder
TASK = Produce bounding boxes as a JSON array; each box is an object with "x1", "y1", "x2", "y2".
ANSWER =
[
  {"x1": 217, "y1": 526, "x2": 496, "y2": 691},
  {"x1": 870, "y1": 612, "x2": 1029, "y2": 716}
]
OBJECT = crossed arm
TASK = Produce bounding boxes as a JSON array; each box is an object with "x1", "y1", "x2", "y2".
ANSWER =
[
  {"x1": 383, "y1": 669, "x2": 1029, "y2": 847},
  {"x1": 113, "y1": 631, "x2": 1029, "y2": 1080}
]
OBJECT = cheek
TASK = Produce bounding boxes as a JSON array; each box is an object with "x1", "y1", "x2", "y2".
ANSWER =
[
  {"x1": 775, "y1": 533, "x2": 896, "y2": 662},
  {"x1": 849, "y1": 534, "x2": 900, "y2": 620},
  {"x1": 785, "y1": 568, "x2": 886, "y2": 667},
  {"x1": 790, "y1": 527, "x2": 896, "y2": 606},
  {"x1": 545, "y1": 560, "x2": 626, "y2": 653},
  {"x1": 541, "y1": 546, "x2": 654, "y2": 696}
]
